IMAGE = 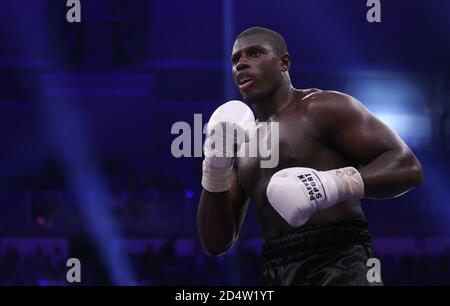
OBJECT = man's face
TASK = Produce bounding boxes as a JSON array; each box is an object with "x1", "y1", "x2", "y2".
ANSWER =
[{"x1": 232, "y1": 35, "x2": 283, "y2": 103}]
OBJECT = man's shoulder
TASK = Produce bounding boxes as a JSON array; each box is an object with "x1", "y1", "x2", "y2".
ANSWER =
[
  {"x1": 299, "y1": 89, "x2": 365, "y2": 127},
  {"x1": 300, "y1": 89, "x2": 361, "y2": 113},
  {"x1": 301, "y1": 89, "x2": 353, "y2": 104}
]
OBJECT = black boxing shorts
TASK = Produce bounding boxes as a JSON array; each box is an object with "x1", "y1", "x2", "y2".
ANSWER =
[{"x1": 259, "y1": 219, "x2": 383, "y2": 286}]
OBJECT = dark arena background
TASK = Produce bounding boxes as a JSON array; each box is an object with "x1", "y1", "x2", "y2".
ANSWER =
[{"x1": 0, "y1": 0, "x2": 450, "y2": 286}]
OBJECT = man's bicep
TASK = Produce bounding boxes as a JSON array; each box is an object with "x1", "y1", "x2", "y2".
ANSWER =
[
  {"x1": 337, "y1": 112, "x2": 403, "y2": 164},
  {"x1": 321, "y1": 94, "x2": 405, "y2": 165}
]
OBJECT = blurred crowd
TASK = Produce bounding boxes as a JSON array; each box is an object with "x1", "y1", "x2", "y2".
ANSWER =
[
  {"x1": 1, "y1": 238, "x2": 450, "y2": 285},
  {"x1": 0, "y1": 239, "x2": 261, "y2": 286}
]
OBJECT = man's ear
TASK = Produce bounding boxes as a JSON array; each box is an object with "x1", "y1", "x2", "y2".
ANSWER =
[{"x1": 280, "y1": 53, "x2": 291, "y2": 72}]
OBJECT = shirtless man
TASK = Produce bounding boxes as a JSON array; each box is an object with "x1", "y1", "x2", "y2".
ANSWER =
[{"x1": 197, "y1": 27, "x2": 423, "y2": 285}]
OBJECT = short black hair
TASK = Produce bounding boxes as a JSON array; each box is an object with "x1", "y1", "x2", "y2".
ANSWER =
[{"x1": 236, "y1": 27, "x2": 288, "y2": 55}]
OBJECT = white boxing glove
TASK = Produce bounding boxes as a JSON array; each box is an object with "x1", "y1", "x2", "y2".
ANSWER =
[
  {"x1": 266, "y1": 167, "x2": 365, "y2": 227},
  {"x1": 202, "y1": 100, "x2": 256, "y2": 193}
]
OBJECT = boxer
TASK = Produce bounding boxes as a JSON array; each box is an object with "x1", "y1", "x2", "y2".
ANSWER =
[{"x1": 197, "y1": 27, "x2": 423, "y2": 285}]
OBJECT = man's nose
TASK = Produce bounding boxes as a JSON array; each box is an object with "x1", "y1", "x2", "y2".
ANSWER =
[{"x1": 236, "y1": 57, "x2": 250, "y2": 71}]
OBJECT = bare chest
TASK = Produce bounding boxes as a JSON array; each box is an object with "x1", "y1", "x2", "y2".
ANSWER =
[{"x1": 237, "y1": 117, "x2": 328, "y2": 204}]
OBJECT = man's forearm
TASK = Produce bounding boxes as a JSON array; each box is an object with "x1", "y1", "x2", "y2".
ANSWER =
[
  {"x1": 197, "y1": 190, "x2": 237, "y2": 256},
  {"x1": 360, "y1": 148, "x2": 423, "y2": 199}
]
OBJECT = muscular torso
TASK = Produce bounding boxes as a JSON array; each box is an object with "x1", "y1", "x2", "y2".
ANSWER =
[{"x1": 236, "y1": 89, "x2": 366, "y2": 240}]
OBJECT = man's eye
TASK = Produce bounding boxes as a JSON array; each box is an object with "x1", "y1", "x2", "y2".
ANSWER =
[{"x1": 250, "y1": 50, "x2": 261, "y2": 57}]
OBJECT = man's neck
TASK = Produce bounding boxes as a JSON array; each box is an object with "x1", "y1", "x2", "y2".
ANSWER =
[{"x1": 251, "y1": 81, "x2": 295, "y2": 122}]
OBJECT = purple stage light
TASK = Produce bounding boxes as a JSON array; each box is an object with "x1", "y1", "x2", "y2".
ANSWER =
[{"x1": 184, "y1": 189, "x2": 194, "y2": 199}]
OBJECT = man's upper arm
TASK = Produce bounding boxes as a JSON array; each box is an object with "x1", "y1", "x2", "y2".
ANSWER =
[{"x1": 308, "y1": 91, "x2": 408, "y2": 165}]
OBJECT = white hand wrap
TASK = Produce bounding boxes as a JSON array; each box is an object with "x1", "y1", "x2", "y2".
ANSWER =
[{"x1": 201, "y1": 160, "x2": 234, "y2": 193}]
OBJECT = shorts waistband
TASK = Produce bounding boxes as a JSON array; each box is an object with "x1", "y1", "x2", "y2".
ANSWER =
[{"x1": 262, "y1": 219, "x2": 372, "y2": 263}]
